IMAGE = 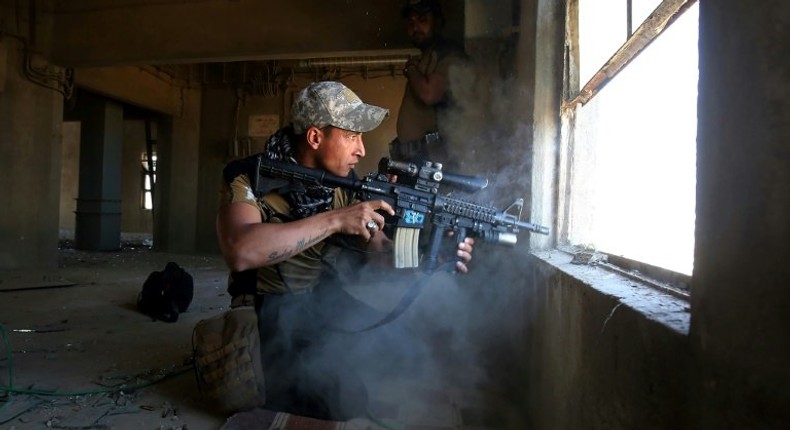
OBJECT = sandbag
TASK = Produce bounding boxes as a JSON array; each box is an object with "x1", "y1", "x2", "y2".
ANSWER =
[{"x1": 192, "y1": 306, "x2": 266, "y2": 414}]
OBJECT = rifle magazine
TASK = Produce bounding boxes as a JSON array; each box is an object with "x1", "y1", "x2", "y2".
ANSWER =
[{"x1": 394, "y1": 227, "x2": 420, "y2": 269}]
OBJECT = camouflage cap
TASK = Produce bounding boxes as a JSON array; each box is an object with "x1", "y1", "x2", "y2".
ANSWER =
[
  {"x1": 401, "y1": 0, "x2": 443, "y2": 18},
  {"x1": 291, "y1": 81, "x2": 389, "y2": 134}
]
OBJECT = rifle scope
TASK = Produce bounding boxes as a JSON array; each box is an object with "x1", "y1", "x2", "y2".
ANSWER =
[{"x1": 378, "y1": 157, "x2": 489, "y2": 194}]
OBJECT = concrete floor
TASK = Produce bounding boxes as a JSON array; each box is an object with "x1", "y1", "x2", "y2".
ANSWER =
[{"x1": 0, "y1": 243, "x2": 502, "y2": 430}]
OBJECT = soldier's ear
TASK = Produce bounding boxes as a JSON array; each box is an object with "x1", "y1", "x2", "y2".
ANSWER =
[{"x1": 305, "y1": 126, "x2": 323, "y2": 149}]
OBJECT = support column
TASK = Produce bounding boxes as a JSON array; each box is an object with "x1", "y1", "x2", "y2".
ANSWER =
[
  {"x1": 74, "y1": 96, "x2": 123, "y2": 251},
  {"x1": 0, "y1": 39, "x2": 63, "y2": 269}
]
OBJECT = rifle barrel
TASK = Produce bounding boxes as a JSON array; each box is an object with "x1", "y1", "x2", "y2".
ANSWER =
[{"x1": 516, "y1": 220, "x2": 550, "y2": 235}]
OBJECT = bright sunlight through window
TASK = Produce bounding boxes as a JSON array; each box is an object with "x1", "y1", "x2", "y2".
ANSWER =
[
  {"x1": 141, "y1": 152, "x2": 156, "y2": 210},
  {"x1": 568, "y1": 2, "x2": 698, "y2": 275}
]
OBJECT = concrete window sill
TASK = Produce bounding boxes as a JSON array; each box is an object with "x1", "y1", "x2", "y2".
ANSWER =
[{"x1": 531, "y1": 249, "x2": 691, "y2": 335}]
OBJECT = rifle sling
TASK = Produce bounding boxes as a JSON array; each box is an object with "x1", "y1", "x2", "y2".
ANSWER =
[
  {"x1": 321, "y1": 261, "x2": 456, "y2": 334},
  {"x1": 275, "y1": 254, "x2": 455, "y2": 334}
]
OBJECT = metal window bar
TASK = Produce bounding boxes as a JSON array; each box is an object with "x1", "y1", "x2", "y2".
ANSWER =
[{"x1": 563, "y1": 0, "x2": 697, "y2": 110}]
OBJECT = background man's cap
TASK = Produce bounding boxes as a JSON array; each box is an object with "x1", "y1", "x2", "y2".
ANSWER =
[
  {"x1": 401, "y1": 0, "x2": 443, "y2": 18},
  {"x1": 292, "y1": 81, "x2": 389, "y2": 134}
]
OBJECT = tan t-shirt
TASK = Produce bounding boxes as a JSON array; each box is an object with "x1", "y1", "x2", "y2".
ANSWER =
[
  {"x1": 220, "y1": 174, "x2": 354, "y2": 295},
  {"x1": 396, "y1": 43, "x2": 466, "y2": 143}
]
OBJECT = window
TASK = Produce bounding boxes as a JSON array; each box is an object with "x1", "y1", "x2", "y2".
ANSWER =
[
  {"x1": 561, "y1": 0, "x2": 698, "y2": 278},
  {"x1": 141, "y1": 152, "x2": 157, "y2": 210}
]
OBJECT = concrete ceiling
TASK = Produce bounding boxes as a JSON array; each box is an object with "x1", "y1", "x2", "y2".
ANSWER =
[{"x1": 48, "y1": 0, "x2": 419, "y2": 67}]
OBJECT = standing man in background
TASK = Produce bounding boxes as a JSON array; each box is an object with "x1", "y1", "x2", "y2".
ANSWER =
[{"x1": 392, "y1": 0, "x2": 468, "y2": 171}]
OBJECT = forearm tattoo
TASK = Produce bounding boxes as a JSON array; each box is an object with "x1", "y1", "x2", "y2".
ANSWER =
[{"x1": 265, "y1": 228, "x2": 330, "y2": 263}]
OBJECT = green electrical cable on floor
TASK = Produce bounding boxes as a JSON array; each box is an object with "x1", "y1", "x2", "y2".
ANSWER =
[
  {"x1": 0, "y1": 322, "x2": 15, "y2": 411},
  {"x1": 2, "y1": 322, "x2": 404, "y2": 429}
]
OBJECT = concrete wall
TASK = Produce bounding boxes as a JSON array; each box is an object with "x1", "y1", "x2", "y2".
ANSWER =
[
  {"x1": 690, "y1": 0, "x2": 790, "y2": 427},
  {"x1": 0, "y1": 38, "x2": 64, "y2": 269},
  {"x1": 75, "y1": 66, "x2": 186, "y2": 116},
  {"x1": 511, "y1": 252, "x2": 692, "y2": 430}
]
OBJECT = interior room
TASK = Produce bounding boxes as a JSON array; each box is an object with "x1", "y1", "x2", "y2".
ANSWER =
[{"x1": 1, "y1": 0, "x2": 788, "y2": 429}]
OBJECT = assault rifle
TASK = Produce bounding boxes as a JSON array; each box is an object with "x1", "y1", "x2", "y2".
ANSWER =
[{"x1": 253, "y1": 156, "x2": 550, "y2": 273}]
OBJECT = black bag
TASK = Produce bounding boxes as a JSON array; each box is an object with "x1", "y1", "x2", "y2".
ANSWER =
[{"x1": 137, "y1": 262, "x2": 194, "y2": 322}]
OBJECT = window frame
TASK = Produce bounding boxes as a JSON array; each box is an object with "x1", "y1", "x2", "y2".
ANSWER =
[
  {"x1": 564, "y1": 0, "x2": 698, "y2": 110},
  {"x1": 140, "y1": 151, "x2": 156, "y2": 211},
  {"x1": 557, "y1": 0, "x2": 698, "y2": 294}
]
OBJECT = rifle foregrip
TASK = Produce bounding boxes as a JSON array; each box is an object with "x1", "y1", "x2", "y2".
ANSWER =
[{"x1": 423, "y1": 226, "x2": 447, "y2": 273}]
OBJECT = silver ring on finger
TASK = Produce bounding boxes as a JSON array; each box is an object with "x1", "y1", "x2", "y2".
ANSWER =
[{"x1": 365, "y1": 219, "x2": 379, "y2": 232}]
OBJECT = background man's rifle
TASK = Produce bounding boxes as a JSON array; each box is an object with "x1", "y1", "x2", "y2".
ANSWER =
[{"x1": 253, "y1": 156, "x2": 550, "y2": 273}]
